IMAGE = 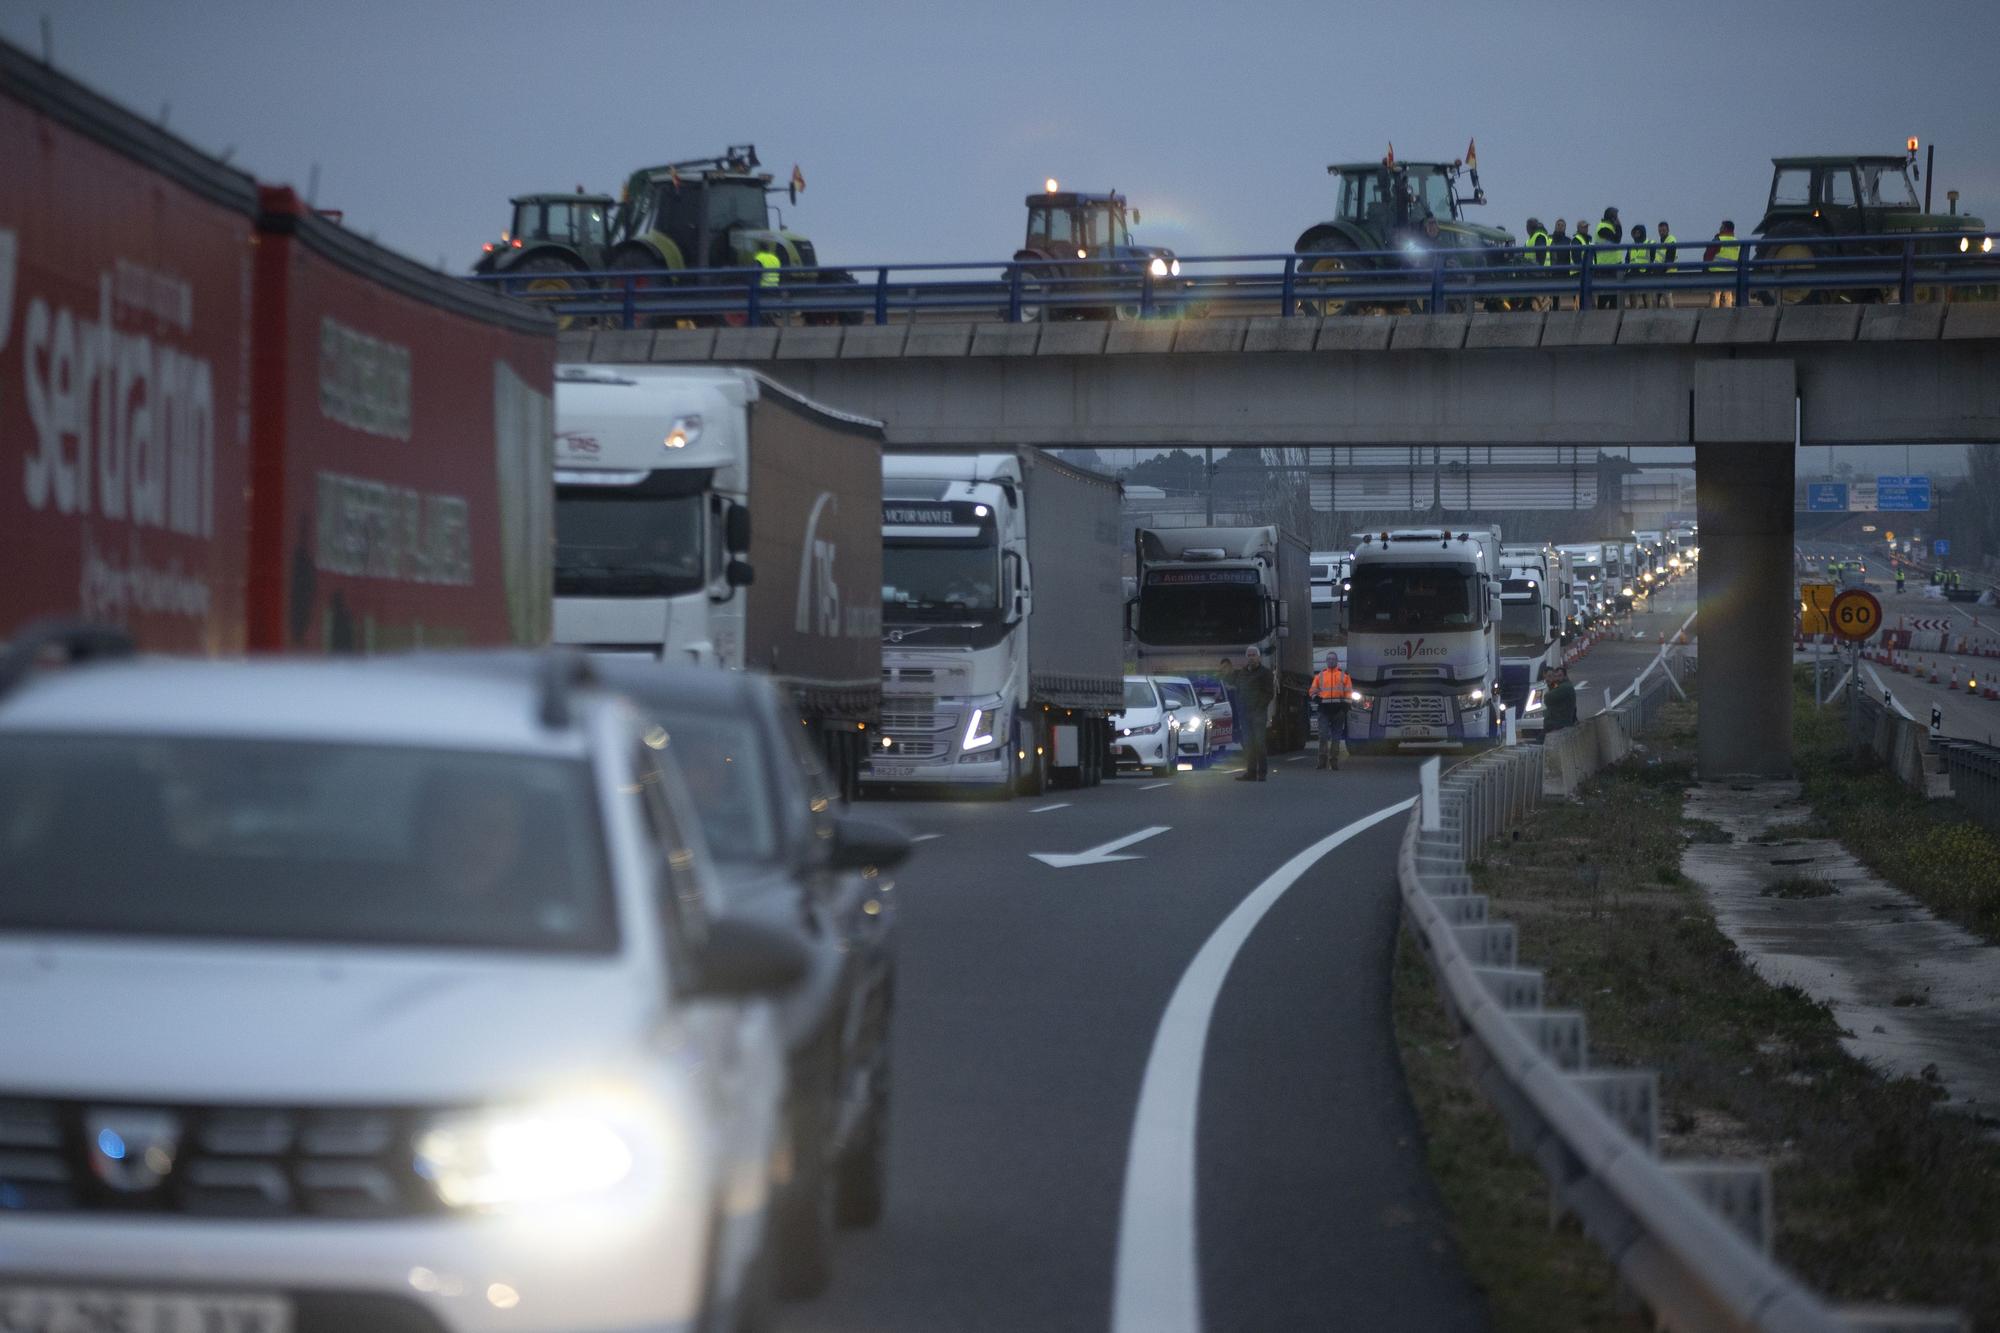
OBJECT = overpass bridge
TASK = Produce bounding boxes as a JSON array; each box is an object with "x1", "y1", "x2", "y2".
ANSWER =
[{"x1": 569, "y1": 303, "x2": 2000, "y2": 782}]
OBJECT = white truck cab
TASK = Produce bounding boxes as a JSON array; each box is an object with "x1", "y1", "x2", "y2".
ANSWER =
[{"x1": 1344, "y1": 528, "x2": 1503, "y2": 746}]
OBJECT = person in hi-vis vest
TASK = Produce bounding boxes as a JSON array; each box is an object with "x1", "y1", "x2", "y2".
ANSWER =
[{"x1": 1309, "y1": 650, "x2": 1354, "y2": 770}]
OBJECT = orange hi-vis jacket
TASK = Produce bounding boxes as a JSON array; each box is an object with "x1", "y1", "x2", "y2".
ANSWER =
[{"x1": 1311, "y1": 667, "x2": 1354, "y2": 702}]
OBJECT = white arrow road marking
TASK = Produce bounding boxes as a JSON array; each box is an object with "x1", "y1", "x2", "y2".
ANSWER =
[
  {"x1": 1031, "y1": 802, "x2": 1072, "y2": 813},
  {"x1": 1111, "y1": 797, "x2": 1416, "y2": 1333},
  {"x1": 1139, "y1": 781, "x2": 1172, "y2": 791},
  {"x1": 1030, "y1": 825, "x2": 1170, "y2": 869},
  {"x1": 910, "y1": 833, "x2": 943, "y2": 843}
]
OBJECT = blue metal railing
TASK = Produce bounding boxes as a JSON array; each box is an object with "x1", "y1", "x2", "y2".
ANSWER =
[{"x1": 467, "y1": 231, "x2": 2000, "y2": 328}]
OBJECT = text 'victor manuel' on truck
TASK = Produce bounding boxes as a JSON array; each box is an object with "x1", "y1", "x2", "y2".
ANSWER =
[
  {"x1": 550, "y1": 365, "x2": 886, "y2": 797},
  {"x1": 1344, "y1": 528, "x2": 1502, "y2": 748},
  {"x1": 864, "y1": 447, "x2": 1124, "y2": 798},
  {"x1": 1129, "y1": 526, "x2": 1313, "y2": 751}
]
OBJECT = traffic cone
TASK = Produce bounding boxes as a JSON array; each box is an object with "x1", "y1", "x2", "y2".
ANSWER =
[
  {"x1": 1950, "y1": 665, "x2": 1959, "y2": 690},
  {"x1": 1930, "y1": 662, "x2": 1942, "y2": 684}
]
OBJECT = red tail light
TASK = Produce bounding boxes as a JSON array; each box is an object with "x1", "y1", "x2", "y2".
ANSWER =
[
  {"x1": 510, "y1": 238, "x2": 523, "y2": 248},
  {"x1": 482, "y1": 242, "x2": 495, "y2": 252}
]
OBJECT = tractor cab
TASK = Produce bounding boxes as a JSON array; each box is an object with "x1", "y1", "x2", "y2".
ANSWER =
[
  {"x1": 1756, "y1": 147, "x2": 1986, "y2": 245},
  {"x1": 610, "y1": 144, "x2": 818, "y2": 274},
  {"x1": 473, "y1": 190, "x2": 613, "y2": 275},
  {"x1": 1018, "y1": 181, "x2": 1176, "y2": 272},
  {"x1": 1323, "y1": 159, "x2": 1509, "y2": 250}
]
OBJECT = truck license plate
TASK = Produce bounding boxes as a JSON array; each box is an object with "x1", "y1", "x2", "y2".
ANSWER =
[
  {"x1": 0, "y1": 1286, "x2": 292, "y2": 1333},
  {"x1": 1391, "y1": 725, "x2": 1445, "y2": 739},
  {"x1": 870, "y1": 765, "x2": 916, "y2": 779}
]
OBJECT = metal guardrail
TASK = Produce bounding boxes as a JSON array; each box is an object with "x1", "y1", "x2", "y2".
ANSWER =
[
  {"x1": 468, "y1": 231, "x2": 2000, "y2": 328},
  {"x1": 1401, "y1": 730, "x2": 1963, "y2": 1329},
  {"x1": 1937, "y1": 739, "x2": 2000, "y2": 836}
]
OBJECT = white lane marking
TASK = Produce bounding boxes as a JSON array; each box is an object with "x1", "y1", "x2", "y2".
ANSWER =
[
  {"x1": 1284, "y1": 754, "x2": 1309, "y2": 763},
  {"x1": 1140, "y1": 781, "x2": 1172, "y2": 791},
  {"x1": 1030, "y1": 825, "x2": 1171, "y2": 869},
  {"x1": 910, "y1": 833, "x2": 943, "y2": 843},
  {"x1": 1032, "y1": 802, "x2": 1072, "y2": 813},
  {"x1": 1110, "y1": 797, "x2": 1417, "y2": 1333},
  {"x1": 1861, "y1": 661, "x2": 1917, "y2": 720}
]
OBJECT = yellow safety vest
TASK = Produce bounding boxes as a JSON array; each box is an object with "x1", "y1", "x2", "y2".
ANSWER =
[
  {"x1": 1593, "y1": 221, "x2": 1622, "y2": 266},
  {"x1": 1628, "y1": 238, "x2": 1653, "y2": 266},
  {"x1": 1709, "y1": 235, "x2": 1740, "y2": 270},
  {"x1": 752, "y1": 251, "x2": 781, "y2": 286},
  {"x1": 1526, "y1": 230, "x2": 1550, "y2": 266},
  {"x1": 1656, "y1": 232, "x2": 1678, "y2": 266}
]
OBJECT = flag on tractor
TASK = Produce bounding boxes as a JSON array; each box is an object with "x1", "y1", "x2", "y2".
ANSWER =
[
  {"x1": 1385, "y1": 142, "x2": 1396, "y2": 169},
  {"x1": 669, "y1": 166, "x2": 682, "y2": 191},
  {"x1": 790, "y1": 164, "x2": 806, "y2": 195},
  {"x1": 1465, "y1": 138, "x2": 1478, "y2": 170}
]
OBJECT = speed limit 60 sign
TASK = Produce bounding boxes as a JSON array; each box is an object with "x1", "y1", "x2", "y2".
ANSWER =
[{"x1": 1829, "y1": 588, "x2": 1883, "y2": 641}]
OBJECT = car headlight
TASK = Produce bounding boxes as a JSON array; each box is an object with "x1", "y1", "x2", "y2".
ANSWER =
[
  {"x1": 415, "y1": 1099, "x2": 644, "y2": 1210},
  {"x1": 1623, "y1": 585, "x2": 1634, "y2": 596},
  {"x1": 1149, "y1": 257, "x2": 1169, "y2": 277},
  {"x1": 963, "y1": 707, "x2": 998, "y2": 752},
  {"x1": 1121, "y1": 719, "x2": 1163, "y2": 736}
]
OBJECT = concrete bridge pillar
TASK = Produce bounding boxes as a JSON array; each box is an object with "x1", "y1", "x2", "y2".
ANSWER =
[{"x1": 1693, "y1": 360, "x2": 1798, "y2": 779}]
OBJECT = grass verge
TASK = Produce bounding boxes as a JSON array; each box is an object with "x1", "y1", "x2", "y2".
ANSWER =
[
  {"x1": 1393, "y1": 690, "x2": 2000, "y2": 1328},
  {"x1": 1791, "y1": 668, "x2": 2000, "y2": 943}
]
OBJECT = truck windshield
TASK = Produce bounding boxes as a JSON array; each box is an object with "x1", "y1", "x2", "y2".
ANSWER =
[
  {"x1": 1136, "y1": 584, "x2": 1264, "y2": 645},
  {"x1": 0, "y1": 736, "x2": 617, "y2": 954},
  {"x1": 555, "y1": 489, "x2": 706, "y2": 597},
  {"x1": 883, "y1": 542, "x2": 999, "y2": 617},
  {"x1": 1349, "y1": 564, "x2": 1480, "y2": 633},
  {"x1": 1500, "y1": 600, "x2": 1548, "y2": 651}
]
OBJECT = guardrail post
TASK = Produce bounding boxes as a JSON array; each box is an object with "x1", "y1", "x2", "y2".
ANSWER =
[
  {"x1": 619, "y1": 273, "x2": 636, "y2": 330},
  {"x1": 1007, "y1": 264, "x2": 1024, "y2": 323},
  {"x1": 1898, "y1": 237, "x2": 1917, "y2": 305},
  {"x1": 1429, "y1": 250, "x2": 1446, "y2": 313},
  {"x1": 745, "y1": 271, "x2": 760, "y2": 327},
  {"x1": 1280, "y1": 255, "x2": 1297, "y2": 318},
  {"x1": 1420, "y1": 757, "x2": 1441, "y2": 832},
  {"x1": 1140, "y1": 268, "x2": 1155, "y2": 318},
  {"x1": 1578, "y1": 252, "x2": 1594, "y2": 309},
  {"x1": 1734, "y1": 248, "x2": 1751, "y2": 308},
  {"x1": 874, "y1": 268, "x2": 890, "y2": 325}
]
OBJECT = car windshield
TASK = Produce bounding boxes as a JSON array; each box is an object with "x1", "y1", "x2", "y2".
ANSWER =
[
  {"x1": 883, "y1": 542, "x2": 999, "y2": 616},
  {"x1": 1349, "y1": 564, "x2": 1480, "y2": 633},
  {"x1": 1123, "y1": 679, "x2": 1159, "y2": 711},
  {"x1": 645, "y1": 710, "x2": 780, "y2": 871},
  {"x1": 0, "y1": 736, "x2": 617, "y2": 953},
  {"x1": 1157, "y1": 680, "x2": 1196, "y2": 709},
  {"x1": 555, "y1": 489, "x2": 706, "y2": 597},
  {"x1": 1135, "y1": 583, "x2": 1264, "y2": 645}
]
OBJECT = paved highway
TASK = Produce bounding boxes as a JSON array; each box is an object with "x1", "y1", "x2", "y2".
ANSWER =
[{"x1": 791, "y1": 590, "x2": 1699, "y2": 1332}]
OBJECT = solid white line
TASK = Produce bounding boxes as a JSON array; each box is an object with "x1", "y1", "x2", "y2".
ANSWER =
[
  {"x1": 1139, "y1": 781, "x2": 1172, "y2": 791},
  {"x1": 1284, "y1": 754, "x2": 1309, "y2": 763},
  {"x1": 1110, "y1": 796, "x2": 1417, "y2": 1333},
  {"x1": 1031, "y1": 802, "x2": 1072, "y2": 813},
  {"x1": 909, "y1": 833, "x2": 943, "y2": 843},
  {"x1": 1861, "y1": 661, "x2": 1917, "y2": 720}
]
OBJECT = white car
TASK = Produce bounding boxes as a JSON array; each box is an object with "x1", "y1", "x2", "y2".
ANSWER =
[
  {"x1": 0, "y1": 633, "x2": 798, "y2": 1333},
  {"x1": 1111, "y1": 675, "x2": 1179, "y2": 777},
  {"x1": 1152, "y1": 676, "x2": 1212, "y2": 769}
]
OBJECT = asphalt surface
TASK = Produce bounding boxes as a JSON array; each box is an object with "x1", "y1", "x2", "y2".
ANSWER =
[{"x1": 788, "y1": 593, "x2": 1697, "y2": 1333}]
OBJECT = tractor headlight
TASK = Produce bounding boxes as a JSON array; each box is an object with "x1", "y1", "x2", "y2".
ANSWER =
[
  {"x1": 1984, "y1": 237, "x2": 1995, "y2": 254},
  {"x1": 1149, "y1": 257, "x2": 1170, "y2": 277},
  {"x1": 1962, "y1": 236, "x2": 1972, "y2": 253},
  {"x1": 1169, "y1": 259, "x2": 1182, "y2": 277}
]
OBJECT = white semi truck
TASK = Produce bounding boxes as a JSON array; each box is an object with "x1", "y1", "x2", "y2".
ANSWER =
[
  {"x1": 1130, "y1": 525, "x2": 1314, "y2": 751},
  {"x1": 1497, "y1": 543, "x2": 1565, "y2": 732},
  {"x1": 1343, "y1": 528, "x2": 1503, "y2": 747},
  {"x1": 1309, "y1": 549, "x2": 1351, "y2": 653},
  {"x1": 551, "y1": 364, "x2": 887, "y2": 795},
  {"x1": 863, "y1": 447, "x2": 1124, "y2": 797}
]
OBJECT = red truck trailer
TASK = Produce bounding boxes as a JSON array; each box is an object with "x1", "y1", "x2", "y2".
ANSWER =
[{"x1": 1, "y1": 39, "x2": 556, "y2": 653}]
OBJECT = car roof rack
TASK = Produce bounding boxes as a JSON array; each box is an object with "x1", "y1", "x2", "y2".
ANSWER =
[{"x1": 0, "y1": 620, "x2": 137, "y2": 700}]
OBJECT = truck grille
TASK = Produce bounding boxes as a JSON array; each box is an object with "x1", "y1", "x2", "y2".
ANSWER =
[
  {"x1": 1381, "y1": 695, "x2": 1449, "y2": 727},
  {"x1": 0, "y1": 1097, "x2": 438, "y2": 1219},
  {"x1": 880, "y1": 699, "x2": 956, "y2": 759}
]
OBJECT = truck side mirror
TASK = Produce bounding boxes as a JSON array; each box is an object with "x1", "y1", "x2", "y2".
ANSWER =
[
  {"x1": 726, "y1": 558, "x2": 755, "y2": 588},
  {"x1": 725, "y1": 503, "x2": 752, "y2": 555}
]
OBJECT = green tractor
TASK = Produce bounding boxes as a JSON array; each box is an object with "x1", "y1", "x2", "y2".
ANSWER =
[
  {"x1": 607, "y1": 144, "x2": 851, "y2": 324},
  {"x1": 1292, "y1": 155, "x2": 1517, "y2": 315},
  {"x1": 1753, "y1": 144, "x2": 1989, "y2": 304},
  {"x1": 472, "y1": 191, "x2": 615, "y2": 326}
]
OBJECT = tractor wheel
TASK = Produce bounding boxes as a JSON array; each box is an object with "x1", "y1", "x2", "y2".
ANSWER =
[
  {"x1": 1753, "y1": 230, "x2": 1825, "y2": 306},
  {"x1": 509, "y1": 256, "x2": 595, "y2": 330},
  {"x1": 606, "y1": 244, "x2": 683, "y2": 328},
  {"x1": 1297, "y1": 237, "x2": 1366, "y2": 316}
]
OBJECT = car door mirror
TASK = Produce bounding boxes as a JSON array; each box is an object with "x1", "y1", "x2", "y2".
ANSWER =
[
  {"x1": 827, "y1": 812, "x2": 912, "y2": 872},
  {"x1": 692, "y1": 915, "x2": 808, "y2": 998}
]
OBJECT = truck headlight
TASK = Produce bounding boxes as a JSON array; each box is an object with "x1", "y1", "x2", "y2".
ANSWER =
[
  {"x1": 415, "y1": 1098, "x2": 646, "y2": 1210},
  {"x1": 1525, "y1": 686, "x2": 1545, "y2": 715},
  {"x1": 664, "y1": 414, "x2": 702, "y2": 450},
  {"x1": 963, "y1": 708, "x2": 998, "y2": 752},
  {"x1": 1455, "y1": 687, "x2": 1488, "y2": 710},
  {"x1": 1348, "y1": 689, "x2": 1373, "y2": 711},
  {"x1": 1149, "y1": 257, "x2": 1170, "y2": 277}
]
